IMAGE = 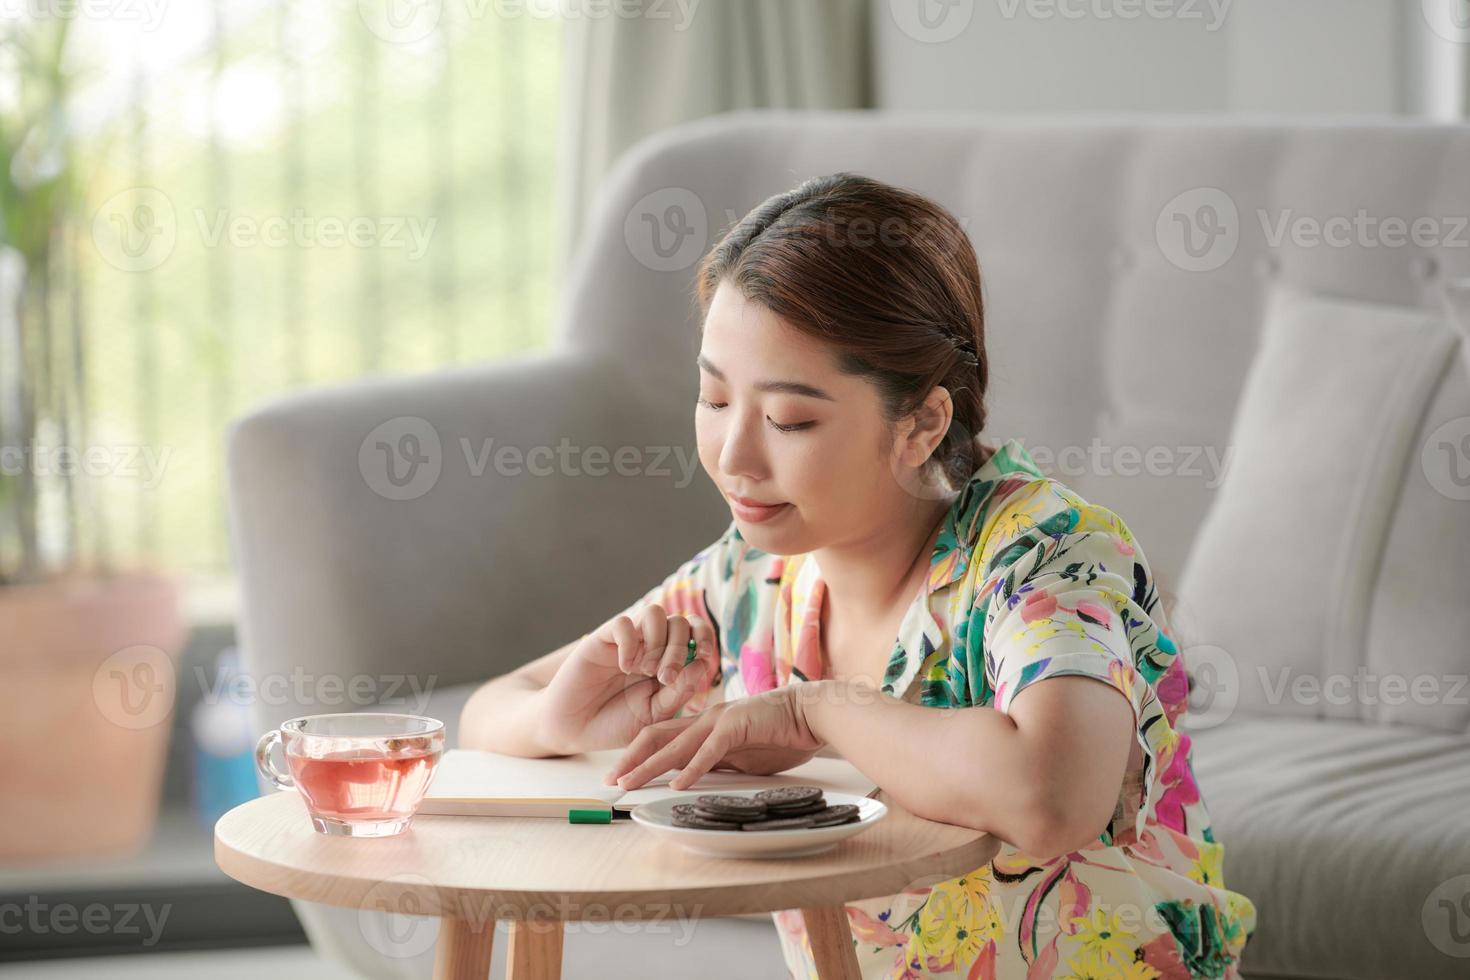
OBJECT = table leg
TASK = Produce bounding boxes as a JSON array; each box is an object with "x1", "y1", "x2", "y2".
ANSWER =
[
  {"x1": 432, "y1": 917, "x2": 495, "y2": 980},
  {"x1": 798, "y1": 906, "x2": 861, "y2": 979},
  {"x1": 506, "y1": 919, "x2": 564, "y2": 979}
]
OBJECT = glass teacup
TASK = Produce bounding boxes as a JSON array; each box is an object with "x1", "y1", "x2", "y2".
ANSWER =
[{"x1": 254, "y1": 713, "x2": 445, "y2": 837}]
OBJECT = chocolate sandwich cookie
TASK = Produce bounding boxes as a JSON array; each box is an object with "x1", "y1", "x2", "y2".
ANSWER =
[
  {"x1": 740, "y1": 815, "x2": 817, "y2": 832},
  {"x1": 765, "y1": 802, "x2": 826, "y2": 819},
  {"x1": 754, "y1": 785, "x2": 824, "y2": 808},
  {"x1": 672, "y1": 812, "x2": 743, "y2": 831},
  {"x1": 807, "y1": 804, "x2": 861, "y2": 827},
  {"x1": 694, "y1": 794, "x2": 769, "y2": 818},
  {"x1": 692, "y1": 806, "x2": 765, "y2": 823},
  {"x1": 670, "y1": 803, "x2": 700, "y2": 819}
]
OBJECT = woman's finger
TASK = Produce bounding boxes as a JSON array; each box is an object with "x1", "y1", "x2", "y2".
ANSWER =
[
  {"x1": 602, "y1": 717, "x2": 693, "y2": 785},
  {"x1": 669, "y1": 722, "x2": 735, "y2": 790},
  {"x1": 614, "y1": 723, "x2": 705, "y2": 790},
  {"x1": 661, "y1": 615, "x2": 714, "y2": 686},
  {"x1": 653, "y1": 616, "x2": 692, "y2": 683},
  {"x1": 635, "y1": 604, "x2": 668, "y2": 676},
  {"x1": 599, "y1": 615, "x2": 643, "y2": 673}
]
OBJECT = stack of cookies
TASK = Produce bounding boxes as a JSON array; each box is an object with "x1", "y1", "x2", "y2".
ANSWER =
[{"x1": 670, "y1": 786, "x2": 860, "y2": 832}]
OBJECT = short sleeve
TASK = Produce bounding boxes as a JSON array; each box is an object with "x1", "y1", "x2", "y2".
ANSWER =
[
  {"x1": 615, "y1": 519, "x2": 747, "y2": 716},
  {"x1": 974, "y1": 478, "x2": 1182, "y2": 844}
]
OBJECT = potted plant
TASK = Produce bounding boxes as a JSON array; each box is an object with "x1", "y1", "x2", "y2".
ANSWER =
[{"x1": 0, "y1": 16, "x2": 190, "y2": 863}]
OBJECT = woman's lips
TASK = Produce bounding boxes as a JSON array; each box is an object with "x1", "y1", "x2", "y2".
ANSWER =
[{"x1": 729, "y1": 496, "x2": 789, "y2": 523}]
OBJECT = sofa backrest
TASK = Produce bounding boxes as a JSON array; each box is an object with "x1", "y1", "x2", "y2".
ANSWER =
[{"x1": 565, "y1": 111, "x2": 1470, "y2": 730}]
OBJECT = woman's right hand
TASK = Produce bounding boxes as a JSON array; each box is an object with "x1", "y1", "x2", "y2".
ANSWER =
[{"x1": 537, "y1": 604, "x2": 718, "y2": 755}]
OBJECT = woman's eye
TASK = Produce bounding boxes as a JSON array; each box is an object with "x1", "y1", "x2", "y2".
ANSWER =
[{"x1": 696, "y1": 398, "x2": 812, "y2": 432}]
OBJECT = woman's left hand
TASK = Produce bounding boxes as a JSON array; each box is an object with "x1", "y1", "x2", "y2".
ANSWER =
[{"x1": 602, "y1": 683, "x2": 828, "y2": 791}]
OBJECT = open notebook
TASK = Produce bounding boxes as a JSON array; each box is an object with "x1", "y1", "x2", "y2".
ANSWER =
[{"x1": 418, "y1": 748, "x2": 879, "y2": 818}]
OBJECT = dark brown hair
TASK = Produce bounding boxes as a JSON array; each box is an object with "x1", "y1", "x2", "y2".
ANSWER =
[{"x1": 694, "y1": 172, "x2": 991, "y2": 490}]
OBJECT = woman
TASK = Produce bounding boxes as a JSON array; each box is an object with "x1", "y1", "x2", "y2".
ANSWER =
[{"x1": 460, "y1": 173, "x2": 1257, "y2": 978}]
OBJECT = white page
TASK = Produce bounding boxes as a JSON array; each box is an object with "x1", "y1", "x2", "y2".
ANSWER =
[
  {"x1": 421, "y1": 748, "x2": 878, "y2": 813},
  {"x1": 423, "y1": 748, "x2": 628, "y2": 807}
]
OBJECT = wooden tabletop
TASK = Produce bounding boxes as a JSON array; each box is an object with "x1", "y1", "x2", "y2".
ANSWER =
[{"x1": 214, "y1": 790, "x2": 1000, "y2": 921}]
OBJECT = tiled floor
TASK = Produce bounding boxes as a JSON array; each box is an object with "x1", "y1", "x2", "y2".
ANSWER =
[{"x1": 0, "y1": 945, "x2": 362, "y2": 980}]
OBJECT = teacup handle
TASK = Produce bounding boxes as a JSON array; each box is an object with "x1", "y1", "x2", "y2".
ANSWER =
[{"x1": 254, "y1": 730, "x2": 296, "y2": 790}]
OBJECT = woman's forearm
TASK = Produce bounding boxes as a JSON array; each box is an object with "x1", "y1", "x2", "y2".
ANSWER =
[
  {"x1": 800, "y1": 679, "x2": 1049, "y2": 851},
  {"x1": 458, "y1": 675, "x2": 569, "y2": 758}
]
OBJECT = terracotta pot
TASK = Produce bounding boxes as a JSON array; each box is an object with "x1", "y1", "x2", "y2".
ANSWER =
[{"x1": 0, "y1": 571, "x2": 190, "y2": 863}]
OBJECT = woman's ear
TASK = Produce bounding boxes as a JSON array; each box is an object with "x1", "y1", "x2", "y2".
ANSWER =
[{"x1": 903, "y1": 386, "x2": 954, "y2": 466}]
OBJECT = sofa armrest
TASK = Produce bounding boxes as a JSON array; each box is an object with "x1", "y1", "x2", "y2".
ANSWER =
[{"x1": 225, "y1": 349, "x2": 721, "y2": 734}]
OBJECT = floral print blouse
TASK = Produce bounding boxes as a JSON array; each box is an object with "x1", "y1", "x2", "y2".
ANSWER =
[{"x1": 622, "y1": 438, "x2": 1257, "y2": 978}]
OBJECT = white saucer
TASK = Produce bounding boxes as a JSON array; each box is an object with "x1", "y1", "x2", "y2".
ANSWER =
[{"x1": 629, "y1": 790, "x2": 887, "y2": 859}]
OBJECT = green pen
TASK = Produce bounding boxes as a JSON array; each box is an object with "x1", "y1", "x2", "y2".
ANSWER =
[{"x1": 568, "y1": 808, "x2": 613, "y2": 824}]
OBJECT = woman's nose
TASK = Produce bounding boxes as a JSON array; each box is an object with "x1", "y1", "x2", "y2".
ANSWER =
[{"x1": 717, "y1": 408, "x2": 765, "y2": 479}]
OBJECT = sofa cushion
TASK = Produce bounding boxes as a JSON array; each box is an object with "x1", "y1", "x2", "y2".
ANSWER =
[
  {"x1": 1190, "y1": 715, "x2": 1470, "y2": 978},
  {"x1": 1176, "y1": 284, "x2": 1462, "y2": 727}
]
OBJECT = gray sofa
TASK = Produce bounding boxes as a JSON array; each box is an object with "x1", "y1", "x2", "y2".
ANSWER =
[{"x1": 226, "y1": 111, "x2": 1470, "y2": 979}]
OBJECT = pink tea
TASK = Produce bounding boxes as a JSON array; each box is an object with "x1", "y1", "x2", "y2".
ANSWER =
[
  {"x1": 287, "y1": 744, "x2": 441, "y2": 824},
  {"x1": 257, "y1": 713, "x2": 446, "y2": 837}
]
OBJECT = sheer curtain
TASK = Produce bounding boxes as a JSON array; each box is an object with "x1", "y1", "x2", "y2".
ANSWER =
[{"x1": 552, "y1": 0, "x2": 874, "y2": 271}]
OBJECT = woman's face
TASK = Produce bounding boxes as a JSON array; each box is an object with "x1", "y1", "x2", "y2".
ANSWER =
[{"x1": 695, "y1": 281, "x2": 932, "y2": 556}]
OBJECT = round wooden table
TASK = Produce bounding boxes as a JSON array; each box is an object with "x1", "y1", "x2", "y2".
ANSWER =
[{"x1": 215, "y1": 790, "x2": 998, "y2": 979}]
